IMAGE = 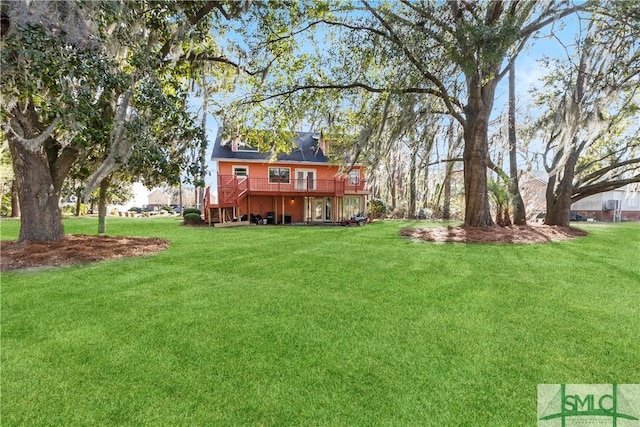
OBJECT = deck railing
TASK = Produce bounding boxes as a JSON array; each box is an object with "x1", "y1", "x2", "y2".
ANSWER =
[{"x1": 217, "y1": 175, "x2": 368, "y2": 197}]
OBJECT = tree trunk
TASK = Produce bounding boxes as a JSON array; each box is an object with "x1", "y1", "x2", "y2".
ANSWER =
[
  {"x1": 7, "y1": 104, "x2": 80, "y2": 241},
  {"x1": 443, "y1": 163, "x2": 452, "y2": 220},
  {"x1": 198, "y1": 88, "x2": 208, "y2": 214},
  {"x1": 544, "y1": 177, "x2": 572, "y2": 227},
  {"x1": 545, "y1": 150, "x2": 579, "y2": 227},
  {"x1": 461, "y1": 72, "x2": 498, "y2": 227},
  {"x1": 463, "y1": 98, "x2": 494, "y2": 226},
  {"x1": 442, "y1": 121, "x2": 460, "y2": 221},
  {"x1": 196, "y1": 186, "x2": 205, "y2": 212},
  {"x1": 178, "y1": 179, "x2": 183, "y2": 212},
  {"x1": 408, "y1": 143, "x2": 418, "y2": 218},
  {"x1": 97, "y1": 176, "x2": 110, "y2": 235},
  {"x1": 11, "y1": 180, "x2": 20, "y2": 217},
  {"x1": 390, "y1": 173, "x2": 397, "y2": 211},
  {"x1": 508, "y1": 62, "x2": 527, "y2": 225},
  {"x1": 421, "y1": 166, "x2": 429, "y2": 210},
  {"x1": 8, "y1": 137, "x2": 65, "y2": 242},
  {"x1": 75, "y1": 186, "x2": 82, "y2": 216}
]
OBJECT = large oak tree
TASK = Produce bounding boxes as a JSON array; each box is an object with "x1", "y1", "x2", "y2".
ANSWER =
[
  {"x1": 1, "y1": 1, "x2": 248, "y2": 241},
  {"x1": 532, "y1": 2, "x2": 640, "y2": 226},
  {"x1": 236, "y1": 1, "x2": 586, "y2": 227}
]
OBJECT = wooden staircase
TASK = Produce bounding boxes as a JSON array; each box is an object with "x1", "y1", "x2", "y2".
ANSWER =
[{"x1": 203, "y1": 176, "x2": 249, "y2": 224}]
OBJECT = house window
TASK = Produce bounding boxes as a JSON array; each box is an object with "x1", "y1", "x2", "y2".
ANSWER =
[
  {"x1": 228, "y1": 137, "x2": 259, "y2": 152},
  {"x1": 269, "y1": 167, "x2": 290, "y2": 184},
  {"x1": 348, "y1": 170, "x2": 360, "y2": 185},
  {"x1": 233, "y1": 166, "x2": 248, "y2": 177},
  {"x1": 343, "y1": 196, "x2": 362, "y2": 218},
  {"x1": 295, "y1": 169, "x2": 316, "y2": 190}
]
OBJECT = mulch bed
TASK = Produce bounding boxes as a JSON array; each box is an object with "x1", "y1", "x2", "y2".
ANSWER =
[
  {"x1": 400, "y1": 224, "x2": 588, "y2": 243},
  {"x1": 1, "y1": 234, "x2": 170, "y2": 272}
]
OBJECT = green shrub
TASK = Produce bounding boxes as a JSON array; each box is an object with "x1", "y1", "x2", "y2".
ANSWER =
[
  {"x1": 62, "y1": 205, "x2": 76, "y2": 215},
  {"x1": 183, "y1": 213, "x2": 203, "y2": 224},
  {"x1": 367, "y1": 198, "x2": 387, "y2": 219},
  {"x1": 61, "y1": 203, "x2": 87, "y2": 215},
  {"x1": 182, "y1": 208, "x2": 201, "y2": 216},
  {"x1": 0, "y1": 191, "x2": 11, "y2": 217}
]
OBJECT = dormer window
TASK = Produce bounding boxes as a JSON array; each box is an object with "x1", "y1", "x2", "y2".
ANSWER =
[{"x1": 228, "y1": 136, "x2": 259, "y2": 152}]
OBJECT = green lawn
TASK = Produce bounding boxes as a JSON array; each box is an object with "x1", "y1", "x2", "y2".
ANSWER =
[{"x1": 1, "y1": 217, "x2": 639, "y2": 426}]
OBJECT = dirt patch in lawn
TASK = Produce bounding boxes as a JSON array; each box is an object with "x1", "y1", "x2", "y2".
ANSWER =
[
  {"x1": 400, "y1": 224, "x2": 588, "y2": 244},
  {"x1": 1, "y1": 234, "x2": 170, "y2": 272}
]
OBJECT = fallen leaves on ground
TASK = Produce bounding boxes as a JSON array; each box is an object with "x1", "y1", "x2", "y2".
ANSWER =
[
  {"x1": 400, "y1": 224, "x2": 588, "y2": 243},
  {"x1": 1, "y1": 234, "x2": 170, "y2": 272}
]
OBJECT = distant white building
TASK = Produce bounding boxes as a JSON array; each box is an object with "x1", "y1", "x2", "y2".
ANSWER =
[
  {"x1": 147, "y1": 188, "x2": 172, "y2": 207},
  {"x1": 111, "y1": 182, "x2": 148, "y2": 212},
  {"x1": 111, "y1": 182, "x2": 200, "y2": 212},
  {"x1": 571, "y1": 185, "x2": 640, "y2": 221}
]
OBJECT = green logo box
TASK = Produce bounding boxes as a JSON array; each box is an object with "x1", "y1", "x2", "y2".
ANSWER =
[{"x1": 538, "y1": 384, "x2": 640, "y2": 426}]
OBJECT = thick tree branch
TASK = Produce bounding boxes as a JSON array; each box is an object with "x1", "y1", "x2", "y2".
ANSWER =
[
  {"x1": 159, "y1": 1, "x2": 219, "y2": 60},
  {"x1": 185, "y1": 53, "x2": 266, "y2": 76},
  {"x1": 520, "y1": 3, "x2": 589, "y2": 38},
  {"x1": 572, "y1": 176, "x2": 640, "y2": 203},
  {"x1": 7, "y1": 106, "x2": 61, "y2": 153},
  {"x1": 575, "y1": 142, "x2": 640, "y2": 176},
  {"x1": 427, "y1": 157, "x2": 463, "y2": 167},
  {"x1": 578, "y1": 157, "x2": 640, "y2": 185},
  {"x1": 315, "y1": 18, "x2": 388, "y2": 38},
  {"x1": 361, "y1": 0, "x2": 466, "y2": 126},
  {"x1": 497, "y1": 32, "x2": 532, "y2": 81},
  {"x1": 256, "y1": 20, "x2": 335, "y2": 48},
  {"x1": 242, "y1": 82, "x2": 465, "y2": 108},
  {"x1": 486, "y1": 156, "x2": 511, "y2": 182},
  {"x1": 51, "y1": 144, "x2": 82, "y2": 193},
  {"x1": 486, "y1": 1, "x2": 504, "y2": 24}
]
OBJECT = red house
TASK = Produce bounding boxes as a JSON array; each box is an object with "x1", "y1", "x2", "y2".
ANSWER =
[{"x1": 203, "y1": 132, "x2": 371, "y2": 225}]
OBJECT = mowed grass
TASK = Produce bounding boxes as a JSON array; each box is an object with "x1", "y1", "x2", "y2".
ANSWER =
[{"x1": 1, "y1": 217, "x2": 639, "y2": 426}]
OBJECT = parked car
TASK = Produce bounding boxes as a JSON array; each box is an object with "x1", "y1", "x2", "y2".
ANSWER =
[
  {"x1": 570, "y1": 212, "x2": 586, "y2": 221},
  {"x1": 341, "y1": 213, "x2": 367, "y2": 226}
]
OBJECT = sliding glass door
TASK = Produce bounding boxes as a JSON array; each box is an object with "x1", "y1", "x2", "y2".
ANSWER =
[{"x1": 310, "y1": 197, "x2": 332, "y2": 222}]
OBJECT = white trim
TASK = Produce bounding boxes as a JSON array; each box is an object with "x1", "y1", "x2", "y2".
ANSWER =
[
  {"x1": 295, "y1": 168, "x2": 317, "y2": 190},
  {"x1": 268, "y1": 166, "x2": 291, "y2": 184},
  {"x1": 232, "y1": 165, "x2": 249, "y2": 176}
]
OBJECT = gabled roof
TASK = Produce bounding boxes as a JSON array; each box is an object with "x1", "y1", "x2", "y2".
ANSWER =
[
  {"x1": 147, "y1": 188, "x2": 170, "y2": 195},
  {"x1": 211, "y1": 131, "x2": 329, "y2": 163}
]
